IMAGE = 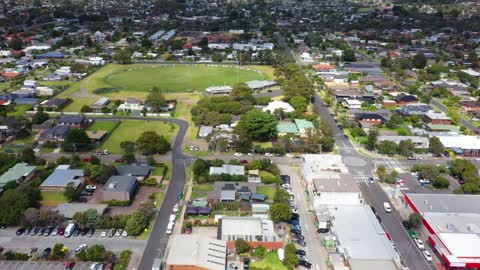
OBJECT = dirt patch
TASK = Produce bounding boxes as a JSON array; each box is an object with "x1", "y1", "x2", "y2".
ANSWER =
[{"x1": 107, "y1": 186, "x2": 162, "y2": 216}]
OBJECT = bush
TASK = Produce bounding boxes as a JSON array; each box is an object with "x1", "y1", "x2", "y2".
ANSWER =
[
  {"x1": 409, "y1": 213, "x2": 423, "y2": 228},
  {"x1": 433, "y1": 176, "x2": 450, "y2": 189},
  {"x1": 114, "y1": 250, "x2": 132, "y2": 270},
  {"x1": 235, "y1": 238, "x2": 250, "y2": 254},
  {"x1": 144, "y1": 178, "x2": 158, "y2": 186},
  {"x1": 251, "y1": 245, "x2": 266, "y2": 258},
  {"x1": 103, "y1": 200, "x2": 131, "y2": 206}
]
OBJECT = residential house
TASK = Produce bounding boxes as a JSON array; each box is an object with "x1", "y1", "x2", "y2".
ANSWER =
[
  {"x1": 116, "y1": 164, "x2": 153, "y2": 181},
  {"x1": 38, "y1": 125, "x2": 70, "y2": 143},
  {"x1": 35, "y1": 51, "x2": 67, "y2": 60},
  {"x1": 0, "y1": 116, "x2": 27, "y2": 142},
  {"x1": 251, "y1": 203, "x2": 270, "y2": 218},
  {"x1": 356, "y1": 113, "x2": 387, "y2": 126},
  {"x1": 263, "y1": 101, "x2": 294, "y2": 114},
  {"x1": 198, "y1": 126, "x2": 214, "y2": 140},
  {"x1": 397, "y1": 103, "x2": 434, "y2": 116},
  {"x1": 248, "y1": 170, "x2": 261, "y2": 183},
  {"x1": 102, "y1": 176, "x2": 137, "y2": 202},
  {"x1": 277, "y1": 122, "x2": 299, "y2": 136},
  {"x1": 40, "y1": 165, "x2": 84, "y2": 191},
  {"x1": 209, "y1": 165, "x2": 245, "y2": 176},
  {"x1": 32, "y1": 119, "x2": 55, "y2": 132},
  {"x1": 343, "y1": 99, "x2": 361, "y2": 109},
  {"x1": 0, "y1": 163, "x2": 36, "y2": 190},
  {"x1": 91, "y1": 97, "x2": 110, "y2": 112},
  {"x1": 395, "y1": 95, "x2": 418, "y2": 105},
  {"x1": 460, "y1": 100, "x2": 480, "y2": 112},
  {"x1": 423, "y1": 112, "x2": 452, "y2": 125},
  {"x1": 165, "y1": 235, "x2": 227, "y2": 270},
  {"x1": 295, "y1": 119, "x2": 315, "y2": 136},
  {"x1": 117, "y1": 98, "x2": 144, "y2": 115},
  {"x1": 36, "y1": 98, "x2": 69, "y2": 111},
  {"x1": 377, "y1": 135, "x2": 429, "y2": 149},
  {"x1": 58, "y1": 115, "x2": 89, "y2": 129}
]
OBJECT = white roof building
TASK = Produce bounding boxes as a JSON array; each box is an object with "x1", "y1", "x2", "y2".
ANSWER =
[
  {"x1": 209, "y1": 165, "x2": 245, "y2": 176},
  {"x1": 263, "y1": 101, "x2": 294, "y2": 114},
  {"x1": 205, "y1": 86, "x2": 233, "y2": 95}
]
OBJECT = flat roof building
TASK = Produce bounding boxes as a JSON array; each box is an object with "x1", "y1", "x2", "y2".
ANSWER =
[
  {"x1": 312, "y1": 174, "x2": 363, "y2": 209},
  {"x1": 165, "y1": 235, "x2": 227, "y2": 270},
  {"x1": 405, "y1": 194, "x2": 480, "y2": 268}
]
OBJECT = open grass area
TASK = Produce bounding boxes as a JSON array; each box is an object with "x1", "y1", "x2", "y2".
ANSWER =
[
  {"x1": 87, "y1": 121, "x2": 118, "y2": 133},
  {"x1": 60, "y1": 64, "x2": 271, "y2": 99},
  {"x1": 257, "y1": 186, "x2": 277, "y2": 200},
  {"x1": 101, "y1": 120, "x2": 178, "y2": 154},
  {"x1": 7, "y1": 105, "x2": 32, "y2": 116},
  {"x1": 192, "y1": 184, "x2": 214, "y2": 192},
  {"x1": 42, "y1": 191, "x2": 67, "y2": 202},
  {"x1": 252, "y1": 252, "x2": 289, "y2": 270}
]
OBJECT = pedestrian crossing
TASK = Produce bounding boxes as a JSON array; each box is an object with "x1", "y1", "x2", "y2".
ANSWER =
[{"x1": 353, "y1": 175, "x2": 371, "y2": 182}]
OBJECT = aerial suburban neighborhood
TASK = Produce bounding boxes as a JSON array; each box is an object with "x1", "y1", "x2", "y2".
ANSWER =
[{"x1": 1, "y1": 0, "x2": 480, "y2": 270}]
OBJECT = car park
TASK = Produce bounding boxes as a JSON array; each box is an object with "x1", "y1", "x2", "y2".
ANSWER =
[
  {"x1": 422, "y1": 250, "x2": 432, "y2": 262},
  {"x1": 415, "y1": 238, "x2": 425, "y2": 250}
]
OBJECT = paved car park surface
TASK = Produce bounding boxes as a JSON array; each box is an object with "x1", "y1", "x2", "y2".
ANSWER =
[{"x1": 0, "y1": 261, "x2": 91, "y2": 270}]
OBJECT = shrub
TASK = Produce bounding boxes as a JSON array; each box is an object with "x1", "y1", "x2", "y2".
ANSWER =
[
  {"x1": 235, "y1": 238, "x2": 250, "y2": 254},
  {"x1": 409, "y1": 213, "x2": 423, "y2": 228},
  {"x1": 114, "y1": 250, "x2": 132, "y2": 270},
  {"x1": 103, "y1": 200, "x2": 131, "y2": 206},
  {"x1": 433, "y1": 176, "x2": 450, "y2": 189},
  {"x1": 144, "y1": 178, "x2": 158, "y2": 186}
]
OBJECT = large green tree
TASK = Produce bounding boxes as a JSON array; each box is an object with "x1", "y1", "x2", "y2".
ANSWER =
[
  {"x1": 412, "y1": 53, "x2": 427, "y2": 69},
  {"x1": 429, "y1": 136, "x2": 444, "y2": 157},
  {"x1": 235, "y1": 109, "x2": 278, "y2": 141},
  {"x1": 62, "y1": 129, "x2": 93, "y2": 152},
  {"x1": 136, "y1": 131, "x2": 171, "y2": 155},
  {"x1": 146, "y1": 87, "x2": 167, "y2": 113},
  {"x1": 269, "y1": 203, "x2": 292, "y2": 223},
  {"x1": 124, "y1": 211, "x2": 148, "y2": 236}
]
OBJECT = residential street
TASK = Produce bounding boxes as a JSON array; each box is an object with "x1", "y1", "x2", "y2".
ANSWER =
[{"x1": 280, "y1": 166, "x2": 326, "y2": 270}]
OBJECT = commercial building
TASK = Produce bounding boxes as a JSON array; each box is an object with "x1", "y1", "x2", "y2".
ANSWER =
[
  {"x1": 324, "y1": 205, "x2": 401, "y2": 270},
  {"x1": 405, "y1": 194, "x2": 480, "y2": 268},
  {"x1": 205, "y1": 86, "x2": 233, "y2": 95},
  {"x1": 437, "y1": 135, "x2": 480, "y2": 156},
  {"x1": 102, "y1": 176, "x2": 137, "y2": 202},
  {"x1": 311, "y1": 174, "x2": 363, "y2": 209},
  {"x1": 301, "y1": 154, "x2": 348, "y2": 185},
  {"x1": 165, "y1": 235, "x2": 227, "y2": 270},
  {"x1": 219, "y1": 216, "x2": 283, "y2": 251}
]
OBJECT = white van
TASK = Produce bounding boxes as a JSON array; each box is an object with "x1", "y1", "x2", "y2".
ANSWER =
[
  {"x1": 166, "y1": 222, "x2": 174, "y2": 235},
  {"x1": 384, "y1": 202, "x2": 392, "y2": 213},
  {"x1": 169, "y1": 214, "x2": 176, "y2": 224}
]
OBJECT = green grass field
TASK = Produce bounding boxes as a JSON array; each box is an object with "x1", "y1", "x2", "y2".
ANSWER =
[
  {"x1": 257, "y1": 186, "x2": 277, "y2": 200},
  {"x1": 87, "y1": 121, "x2": 119, "y2": 133},
  {"x1": 101, "y1": 120, "x2": 178, "y2": 154},
  {"x1": 41, "y1": 191, "x2": 68, "y2": 206},
  {"x1": 252, "y1": 252, "x2": 288, "y2": 270}
]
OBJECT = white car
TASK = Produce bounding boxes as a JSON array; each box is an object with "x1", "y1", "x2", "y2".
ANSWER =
[
  {"x1": 75, "y1": 244, "x2": 87, "y2": 253},
  {"x1": 122, "y1": 230, "x2": 128, "y2": 237},
  {"x1": 86, "y1": 185, "x2": 96, "y2": 190},
  {"x1": 115, "y1": 229, "x2": 123, "y2": 237},
  {"x1": 247, "y1": 152, "x2": 254, "y2": 156},
  {"x1": 234, "y1": 152, "x2": 243, "y2": 156},
  {"x1": 415, "y1": 238, "x2": 425, "y2": 250},
  {"x1": 264, "y1": 153, "x2": 274, "y2": 157},
  {"x1": 422, "y1": 250, "x2": 432, "y2": 262},
  {"x1": 286, "y1": 153, "x2": 294, "y2": 158},
  {"x1": 173, "y1": 203, "x2": 179, "y2": 213},
  {"x1": 100, "y1": 230, "x2": 107, "y2": 237},
  {"x1": 90, "y1": 263, "x2": 99, "y2": 270},
  {"x1": 419, "y1": 179, "x2": 431, "y2": 185},
  {"x1": 282, "y1": 184, "x2": 291, "y2": 189}
]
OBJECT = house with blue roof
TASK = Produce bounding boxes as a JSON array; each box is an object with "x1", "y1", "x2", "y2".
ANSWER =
[
  {"x1": 40, "y1": 165, "x2": 84, "y2": 191},
  {"x1": 35, "y1": 51, "x2": 67, "y2": 59}
]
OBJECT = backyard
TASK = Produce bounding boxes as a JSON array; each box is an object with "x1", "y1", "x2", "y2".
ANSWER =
[
  {"x1": 257, "y1": 186, "x2": 277, "y2": 200},
  {"x1": 251, "y1": 252, "x2": 288, "y2": 270},
  {"x1": 40, "y1": 191, "x2": 68, "y2": 206},
  {"x1": 100, "y1": 120, "x2": 178, "y2": 154}
]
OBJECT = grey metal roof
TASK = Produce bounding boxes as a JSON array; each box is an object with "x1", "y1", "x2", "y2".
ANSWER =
[
  {"x1": 220, "y1": 190, "x2": 235, "y2": 201},
  {"x1": 198, "y1": 126, "x2": 214, "y2": 137},
  {"x1": 116, "y1": 164, "x2": 153, "y2": 177},
  {"x1": 59, "y1": 114, "x2": 86, "y2": 124},
  {"x1": 406, "y1": 193, "x2": 480, "y2": 214},
  {"x1": 103, "y1": 176, "x2": 137, "y2": 193},
  {"x1": 312, "y1": 174, "x2": 360, "y2": 193},
  {"x1": 40, "y1": 165, "x2": 83, "y2": 188},
  {"x1": 0, "y1": 163, "x2": 36, "y2": 186},
  {"x1": 40, "y1": 125, "x2": 70, "y2": 138},
  {"x1": 166, "y1": 235, "x2": 226, "y2": 270}
]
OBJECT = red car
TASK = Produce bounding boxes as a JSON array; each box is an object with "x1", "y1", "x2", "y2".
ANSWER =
[
  {"x1": 240, "y1": 159, "x2": 248, "y2": 164},
  {"x1": 65, "y1": 261, "x2": 75, "y2": 270},
  {"x1": 82, "y1": 157, "x2": 92, "y2": 163},
  {"x1": 58, "y1": 227, "x2": 65, "y2": 236},
  {"x1": 114, "y1": 159, "x2": 124, "y2": 163}
]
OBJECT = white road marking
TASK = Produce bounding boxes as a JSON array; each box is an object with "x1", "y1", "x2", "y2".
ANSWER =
[{"x1": 316, "y1": 264, "x2": 320, "y2": 270}]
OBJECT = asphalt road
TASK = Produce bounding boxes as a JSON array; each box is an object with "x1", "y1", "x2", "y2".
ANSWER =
[
  {"x1": 136, "y1": 117, "x2": 189, "y2": 270},
  {"x1": 431, "y1": 98, "x2": 479, "y2": 133}
]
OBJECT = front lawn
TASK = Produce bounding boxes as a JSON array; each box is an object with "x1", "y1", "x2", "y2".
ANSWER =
[
  {"x1": 101, "y1": 120, "x2": 178, "y2": 154},
  {"x1": 252, "y1": 252, "x2": 288, "y2": 270},
  {"x1": 8, "y1": 105, "x2": 32, "y2": 117},
  {"x1": 257, "y1": 186, "x2": 277, "y2": 200},
  {"x1": 41, "y1": 191, "x2": 68, "y2": 205},
  {"x1": 192, "y1": 184, "x2": 214, "y2": 192}
]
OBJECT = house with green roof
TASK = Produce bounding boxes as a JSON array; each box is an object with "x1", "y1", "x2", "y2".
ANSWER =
[
  {"x1": 0, "y1": 163, "x2": 37, "y2": 189},
  {"x1": 294, "y1": 119, "x2": 315, "y2": 135},
  {"x1": 426, "y1": 124, "x2": 460, "y2": 133},
  {"x1": 277, "y1": 122, "x2": 299, "y2": 136}
]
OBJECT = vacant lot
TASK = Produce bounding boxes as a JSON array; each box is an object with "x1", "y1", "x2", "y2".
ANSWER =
[{"x1": 101, "y1": 120, "x2": 178, "y2": 154}]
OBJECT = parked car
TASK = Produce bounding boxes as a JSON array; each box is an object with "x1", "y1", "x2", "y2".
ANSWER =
[
  {"x1": 229, "y1": 263, "x2": 239, "y2": 270},
  {"x1": 409, "y1": 230, "x2": 417, "y2": 239},
  {"x1": 82, "y1": 157, "x2": 92, "y2": 163},
  {"x1": 78, "y1": 197, "x2": 88, "y2": 202},
  {"x1": 0, "y1": 224, "x2": 6, "y2": 229},
  {"x1": 115, "y1": 229, "x2": 123, "y2": 237},
  {"x1": 107, "y1": 228, "x2": 115, "y2": 237},
  {"x1": 104, "y1": 263, "x2": 114, "y2": 270},
  {"x1": 65, "y1": 261, "x2": 75, "y2": 270},
  {"x1": 298, "y1": 259, "x2": 312, "y2": 269},
  {"x1": 90, "y1": 263, "x2": 99, "y2": 270},
  {"x1": 295, "y1": 239, "x2": 306, "y2": 247},
  {"x1": 16, "y1": 228, "x2": 26, "y2": 235},
  {"x1": 86, "y1": 228, "x2": 95, "y2": 237},
  {"x1": 296, "y1": 249, "x2": 306, "y2": 256},
  {"x1": 51, "y1": 227, "x2": 59, "y2": 236},
  {"x1": 402, "y1": 221, "x2": 411, "y2": 230},
  {"x1": 75, "y1": 244, "x2": 87, "y2": 253},
  {"x1": 422, "y1": 250, "x2": 432, "y2": 262},
  {"x1": 73, "y1": 228, "x2": 81, "y2": 237},
  {"x1": 415, "y1": 238, "x2": 425, "y2": 250},
  {"x1": 80, "y1": 228, "x2": 88, "y2": 236},
  {"x1": 234, "y1": 152, "x2": 243, "y2": 156},
  {"x1": 243, "y1": 258, "x2": 250, "y2": 270},
  {"x1": 114, "y1": 159, "x2": 124, "y2": 163},
  {"x1": 240, "y1": 159, "x2": 248, "y2": 164},
  {"x1": 264, "y1": 153, "x2": 273, "y2": 157},
  {"x1": 58, "y1": 227, "x2": 65, "y2": 236},
  {"x1": 42, "y1": 248, "x2": 52, "y2": 259},
  {"x1": 95, "y1": 263, "x2": 105, "y2": 270},
  {"x1": 86, "y1": 185, "x2": 96, "y2": 190},
  {"x1": 100, "y1": 230, "x2": 107, "y2": 237},
  {"x1": 80, "y1": 190, "x2": 93, "y2": 196},
  {"x1": 317, "y1": 228, "x2": 329, "y2": 233},
  {"x1": 291, "y1": 228, "x2": 301, "y2": 235},
  {"x1": 173, "y1": 203, "x2": 179, "y2": 213},
  {"x1": 293, "y1": 234, "x2": 304, "y2": 240}
]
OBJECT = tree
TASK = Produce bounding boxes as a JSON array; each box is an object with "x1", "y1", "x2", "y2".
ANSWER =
[
  {"x1": 113, "y1": 49, "x2": 132, "y2": 64},
  {"x1": 73, "y1": 211, "x2": 87, "y2": 229},
  {"x1": 284, "y1": 243, "x2": 299, "y2": 268},
  {"x1": 230, "y1": 84, "x2": 253, "y2": 101},
  {"x1": 365, "y1": 128, "x2": 378, "y2": 150},
  {"x1": 22, "y1": 208, "x2": 40, "y2": 227},
  {"x1": 85, "y1": 245, "x2": 106, "y2": 261},
  {"x1": 320, "y1": 136, "x2": 335, "y2": 152},
  {"x1": 274, "y1": 189, "x2": 291, "y2": 204},
  {"x1": 235, "y1": 238, "x2": 250, "y2": 254},
  {"x1": 433, "y1": 176, "x2": 450, "y2": 189},
  {"x1": 124, "y1": 211, "x2": 147, "y2": 236},
  {"x1": 385, "y1": 170, "x2": 399, "y2": 184},
  {"x1": 122, "y1": 153, "x2": 136, "y2": 163},
  {"x1": 211, "y1": 52, "x2": 223, "y2": 62},
  {"x1": 88, "y1": 165, "x2": 117, "y2": 184},
  {"x1": 80, "y1": 105, "x2": 93, "y2": 113},
  {"x1": 252, "y1": 245, "x2": 266, "y2": 258},
  {"x1": 429, "y1": 136, "x2": 445, "y2": 157},
  {"x1": 409, "y1": 213, "x2": 423, "y2": 228},
  {"x1": 270, "y1": 203, "x2": 292, "y2": 223},
  {"x1": 290, "y1": 96, "x2": 308, "y2": 113},
  {"x1": 64, "y1": 184, "x2": 80, "y2": 202},
  {"x1": 398, "y1": 139, "x2": 415, "y2": 157},
  {"x1": 146, "y1": 87, "x2": 167, "y2": 113},
  {"x1": 32, "y1": 111, "x2": 49, "y2": 124},
  {"x1": 235, "y1": 109, "x2": 278, "y2": 141},
  {"x1": 50, "y1": 243, "x2": 67, "y2": 260},
  {"x1": 120, "y1": 141, "x2": 136, "y2": 153},
  {"x1": 192, "y1": 159, "x2": 209, "y2": 177},
  {"x1": 412, "y1": 53, "x2": 427, "y2": 69},
  {"x1": 138, "y1": 200, "x2": 155, "y2": 219},
  {"x1": 62, "y1": 129, "x2": 93, "y2": 152},
  {"x1": 136, "y1": 131, "x2": 171, "y2": 155},
  {"x1": 377, "y1": 140, "x2": 398, "y2": 156},
  {"x1": 21, "y1": 148, "x2": 36, "y2": 163},
  {"x1": 9, "y1": 37, "x2": 24, "y2": 50},
  {"x1": 462, "y1": 182, "x2": 480, "y2": 193},
  {"x1": 342, "y1": 49, "x2": 356, "y2": 62},
  {"x1": 447, "y1": 108, "x2": 460, "y2": 125},
  {"x1": 386, "y1": 114, "x2": 403, "y2": 129},
  {"x1": 85, "y1": 209, "x2": 100, "y2": 228},
  {"x1": 376, "y1": 165, "x2": 387, "y2": 182}
]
